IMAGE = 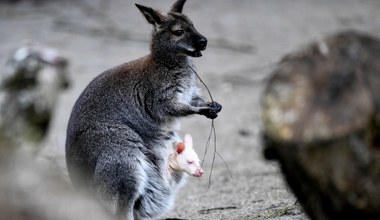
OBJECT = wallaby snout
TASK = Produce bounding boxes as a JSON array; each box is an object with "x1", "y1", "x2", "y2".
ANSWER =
[
  {"x1": 197, "y1": 37, "x2": 208, "y2": 50},
  {"x1": 181, "y1": 31, "x2": 207, "y2": 58},
  {"x1": 189, "y1": 34, "x2": 207, "y2": 57}
]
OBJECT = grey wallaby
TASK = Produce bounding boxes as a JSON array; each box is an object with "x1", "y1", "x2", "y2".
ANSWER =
[{"x1": 65, "y1": 0, "x2": 221, "y2": 219}]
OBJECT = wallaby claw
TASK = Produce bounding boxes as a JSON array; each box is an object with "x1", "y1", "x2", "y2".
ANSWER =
[{"x1": 208, "y1": 102, "x2": 222, "y2": 113}]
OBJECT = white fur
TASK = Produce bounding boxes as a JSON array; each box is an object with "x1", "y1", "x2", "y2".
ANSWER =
[
  {"x1": 176, "y1": 71, "x2": 200, "y2": 106},
  {"x1": 168, "y1": 134, "x2": 203, "y2": 177}
]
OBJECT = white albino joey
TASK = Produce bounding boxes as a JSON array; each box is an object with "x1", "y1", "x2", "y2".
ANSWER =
[{"x1": 169, "y1": 134, "x2": 203, "y2": 177}]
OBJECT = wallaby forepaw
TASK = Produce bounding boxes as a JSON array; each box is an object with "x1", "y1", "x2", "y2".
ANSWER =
[{"x1": 203, "y1": 101, "x2": 222, "y2": 119}]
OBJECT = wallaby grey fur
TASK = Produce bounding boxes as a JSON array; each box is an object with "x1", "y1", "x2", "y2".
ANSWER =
[{"x1": 65, "y1": 0, "x2": 221, "y2": 219}]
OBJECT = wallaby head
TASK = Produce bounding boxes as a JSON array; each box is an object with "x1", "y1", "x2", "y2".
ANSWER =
[
  {"x1": 135, "y1": 0, "x2": 207, "y2": 60},
  {"x1": 170, "y1": 134, "x2": 203, "y2": 177}
]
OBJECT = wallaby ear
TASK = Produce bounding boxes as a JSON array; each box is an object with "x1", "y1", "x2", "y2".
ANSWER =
[
  {"x1": 135, "y1": 4, "x2": 165, "y2": 25},
  {"x1": 176, "y1": 142, "x2": 185, "y2": 154},
  {"x1": 170, "y1": 0, "x2": 186, "y2": 13},
  {"x1": 184, "y1": 134, "x2": 193, "y2": 148}
]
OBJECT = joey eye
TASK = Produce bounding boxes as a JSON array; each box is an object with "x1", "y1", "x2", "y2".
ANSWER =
[
  {"x1": 172, "y1": 30, "x2": 185, "y2": 36},
  {"x1": 187, "y1": 160, "x2": 194, "y2": 164}
]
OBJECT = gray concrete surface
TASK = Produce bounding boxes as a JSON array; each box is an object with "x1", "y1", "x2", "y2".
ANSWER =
[{"x1": 1, "y1": 0, "x2": 380, "y2": 219}]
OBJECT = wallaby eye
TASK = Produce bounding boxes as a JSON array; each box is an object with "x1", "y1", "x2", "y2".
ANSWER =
[
  {"x1": 187, "y1": 160, "x2": 194, "y2": 164},
  {"x1": 172, "y1": 30, "x2": 185, "y2": 36}
]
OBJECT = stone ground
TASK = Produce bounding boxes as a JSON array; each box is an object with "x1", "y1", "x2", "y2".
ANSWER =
[{"x1": 1, "y1": 0, "x2": 380, "y2": 219}]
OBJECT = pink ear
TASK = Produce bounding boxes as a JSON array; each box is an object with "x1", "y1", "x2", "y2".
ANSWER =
[
  {"x1": 176, "y1": 142, "x2": 185, "y2": 154},
  {"x1": 184, "y1": 134, "x2": 193, "y2": 148}
]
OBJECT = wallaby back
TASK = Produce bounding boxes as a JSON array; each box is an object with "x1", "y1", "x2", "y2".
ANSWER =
[{"x1": 65, "y1": 1, "x2": 221, "y2": 219}]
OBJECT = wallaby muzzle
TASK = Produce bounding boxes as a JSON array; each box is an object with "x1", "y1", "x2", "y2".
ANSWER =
[{"x1": 186, "y1": 34, "x2": 208, "y2": 57}]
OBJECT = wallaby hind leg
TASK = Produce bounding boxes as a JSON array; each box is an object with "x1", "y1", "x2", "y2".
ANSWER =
[{"x1": 94, "y1": 147, "x2": 146, "y2": 220}]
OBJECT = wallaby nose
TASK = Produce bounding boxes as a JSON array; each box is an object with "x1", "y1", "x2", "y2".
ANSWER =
[{"x1": 198, "y1": 37, "x2": 208, "y2": 50}]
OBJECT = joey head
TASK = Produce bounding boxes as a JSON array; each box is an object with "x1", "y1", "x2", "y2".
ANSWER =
[{"x1": 169, "y1": 134, "x2": 203, "y2": 178}]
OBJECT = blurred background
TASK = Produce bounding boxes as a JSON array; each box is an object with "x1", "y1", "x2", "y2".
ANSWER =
[{"x1": 1, "y1": 0, "x2": 380, "y2": 219}]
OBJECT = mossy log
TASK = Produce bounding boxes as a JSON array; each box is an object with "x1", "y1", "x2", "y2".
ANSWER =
[{"x1": 261, "y1": 30, "x2": 380, "y2": 220}]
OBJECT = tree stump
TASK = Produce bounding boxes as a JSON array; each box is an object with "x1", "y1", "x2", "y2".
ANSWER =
[{"x1": 261, "y1": 30, "x2": 380, "y2": 220}]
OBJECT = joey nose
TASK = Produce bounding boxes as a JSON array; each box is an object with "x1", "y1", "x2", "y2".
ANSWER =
[
  {"x1": 199, "y1": 168, "x2": 204, "y2": 176},
  {"x1": 194, "y1": 167, "x2": 203, "y2": 177}
]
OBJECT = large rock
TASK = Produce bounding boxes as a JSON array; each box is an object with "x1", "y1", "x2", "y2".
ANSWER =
[
  {"x1": 0, "y1": 45, "x2": 69, "y2": 152},
  {"x1": 261, "y1": 30, "x2": 380, "y2": 220}
]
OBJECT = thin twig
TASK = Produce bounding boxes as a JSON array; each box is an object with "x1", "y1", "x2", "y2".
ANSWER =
[{"x1": 188, "y1": 64, "x2": 232, "y2": 188}]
